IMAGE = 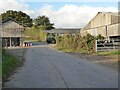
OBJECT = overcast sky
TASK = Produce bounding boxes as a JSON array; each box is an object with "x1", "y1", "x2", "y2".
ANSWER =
[{"x1": 0, "y1": 0, "x2": 118, "y2": 28}]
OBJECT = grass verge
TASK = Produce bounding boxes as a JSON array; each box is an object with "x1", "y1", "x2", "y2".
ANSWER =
[
  {"x1": 95, "y1": 51, "x2": 120, "y2": 55},
  {"x1": 52, "y1": 45, "x2": 120, "y2": 55},
  {"x1": 52, "y1": 45, "x2": 74, "y2": 52},
  {"x1": 2, "y1": 50, "x2": 21, "y2": 82}
]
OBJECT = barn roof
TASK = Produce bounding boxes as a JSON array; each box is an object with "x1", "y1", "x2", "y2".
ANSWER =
[
  {"x1": 45, "y1": 28, "x2": 80, "y2": 34},
  {"x1": 1, "y1": 17, "x2": 24, "y2": 29},
  {"x1": 1, "y1": 17, "x2": 23, "y2": 25}
]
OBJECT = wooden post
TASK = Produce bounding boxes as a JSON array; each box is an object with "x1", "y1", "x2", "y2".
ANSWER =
[
  {"x1": 10, "y1": 37, "x2": 12, "y2": 48},
  {"x1": 5, "y1": 39, "x2": 7, "y2": 49},
  {"x1": 20, "y1": 37, "x2": 23, "y2": 47}
]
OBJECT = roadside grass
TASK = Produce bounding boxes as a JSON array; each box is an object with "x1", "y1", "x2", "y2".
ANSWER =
[
  {"x1": 53, "y1": 45, "x2": 120, "y2": 56},
  {"x1": 95, "y1": 51, "x2": 120, "y2": 55},
  {"x1": 0, "y1": 59, "x2": 1, "y2": 81},
  {"x1": 53, "y1": 45, "x2": 90, "y2": 54},
  {"x1": 2, "y1": 50, "x2": 20, "y2": 81},
  {"x1": 0, "y1": 47, "x2": 2, "y2": 80},
  {"x1": 52, "y1": 45, "x2": 73, "y2": 53}
]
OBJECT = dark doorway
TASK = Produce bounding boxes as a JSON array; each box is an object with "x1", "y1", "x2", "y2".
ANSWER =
[
  {"x1": 2, "y1": 37, "x2": 20, "y2": 47},
  {"x1": 11, "y1": 37, "x2": 20, "y2": 46}
]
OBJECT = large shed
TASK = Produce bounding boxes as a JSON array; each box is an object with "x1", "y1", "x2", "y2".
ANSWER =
[
  {"x1": 80, "y1": 12, "x2": 120, "y2": 41},
  {"x1": 0, "y1": 18, "x2": 24, "y2": 48}
]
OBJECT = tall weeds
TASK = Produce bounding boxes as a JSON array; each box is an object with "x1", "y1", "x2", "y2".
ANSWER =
[{"x1": 56, "y1": 33, "x2": 103, "y2": 53}]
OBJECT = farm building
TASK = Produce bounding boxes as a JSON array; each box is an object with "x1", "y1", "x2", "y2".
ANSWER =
[
  {"x1": 0, "y1": 18, "x2": 24, "y2": 48},
  {"x1": 45, "y1": 28, "x2": 80, "y2": 36},
  {"x1": 80, "y1": 12, "x2": 120, "y2": 41}
]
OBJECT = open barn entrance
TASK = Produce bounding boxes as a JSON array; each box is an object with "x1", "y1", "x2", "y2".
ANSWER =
[
  {"x1": 2, "y1": 37, "x2": 20, "y2": 47},
  {"x1": 11, "y1": 37, "x2": 20, "y2": 46}
]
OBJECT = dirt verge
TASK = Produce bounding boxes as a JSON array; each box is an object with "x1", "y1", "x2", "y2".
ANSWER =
[{"x1": 67, "y1": 52, "x2": 118, "y2": 71}]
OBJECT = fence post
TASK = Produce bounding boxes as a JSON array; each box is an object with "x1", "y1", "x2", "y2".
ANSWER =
[
  {"x1": 113, "y1": 43, "x2": 115, "y2": 51},
  {"x1": 95, "y1": 40, "x2": 97, "y2": 52}
]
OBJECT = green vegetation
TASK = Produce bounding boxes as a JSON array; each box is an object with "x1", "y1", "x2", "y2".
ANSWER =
[
  {"x1": 55, "y1": 33, "x2": 119, "y2": 55},
  {"x1": 24, "y1": 15, "x2": 55, "y2": 41},
  {"x1": 95, "y1": 51, "x2": 120, "y2": 55},
  {"x1": 56, "y1": 33, "x2": 97, "y2": 53},
  {"x1": 24, "y1": 26, "x2": 46, "y2": 42},
  {"x1": 1, "y1": 10, "x2": 33, "y2": 27},
  {"x1": 33, "y1": 15, "x2": 54, "y2": 30},
  {"x1": 0, "y1": 40, "x2": 2, "y2": 79},
  {"x1": 2, "y1": 50, "x2": 20, "y2": 80},
  {"x1": 24, "y1": 15, "x2": 54, "y2": 41},
  {"x1": 0, "y1": 64, "x2": 1, "y2": 80},
  {"x1": 56, "y1": 34, "x2": 107, "y2": 54}
]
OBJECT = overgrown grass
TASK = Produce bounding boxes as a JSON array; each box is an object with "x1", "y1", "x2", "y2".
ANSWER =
[
  {"x1": 53, "y1": 45, "x2": 120, "y2": 56},
  {"x1": 0, "y1": 60, "x2": 1, "y2": 81},
  {"x1": 56, "y1": 33, "x2": 96, "y2": 54},
  {"x1": 95, "y1": 51, "x2": 120, "y2": 55},
  {"x1": 111, "y1": 51, "x2": 120, "y2": 55},
  {"x1": 2, "y1": 50, "x2": 20, "y2": 80},
  {"x1": 53, "y1": 45, "x2": 89, "y2": 54},
  {"x1": 55, "y1": 34, "x2": 120, "y2": 56}
]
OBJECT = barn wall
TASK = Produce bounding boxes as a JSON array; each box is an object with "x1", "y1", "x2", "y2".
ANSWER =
[
  {"x1": 81, "y1": 12, "x2": 119, "y2": 38},
  {"x1": 90, "y1": 13, "x2": 112, "y2": 28},
  {"x1": 2, "y1": 29, "x2": 23, "y2": 37},
  {"x1": 2, "y1": 20, "x2": 24, "y2": 37},
  {"x1": 81, "y1": 26, "x2": 106, "y2": 37},
  {"x1": 81, "y1": 23, "x2": 119, "y2": 37},
  {"x1": 107, "y1": 23, "x2": 119, "y2": 36}
]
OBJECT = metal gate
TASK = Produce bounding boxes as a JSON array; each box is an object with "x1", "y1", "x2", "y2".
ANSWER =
[{"x1": 95, "y1": 40, "x2": 119, "y2": 52}]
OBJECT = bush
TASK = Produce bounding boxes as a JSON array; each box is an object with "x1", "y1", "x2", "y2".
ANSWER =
[
  {"x1": 95, "y1": 34, "x2": 104, "y2": 40},
  {"x1": 56, "y1": 33, "x2": 102, "y2": 53}
]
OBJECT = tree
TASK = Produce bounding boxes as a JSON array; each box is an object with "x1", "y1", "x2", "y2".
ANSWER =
[
  {"x1": 1, "y1": 10, "x2": 33, "y2": 27},
  {"x1": 33, "y1": 15, "x2": 54, "y2": 30}
]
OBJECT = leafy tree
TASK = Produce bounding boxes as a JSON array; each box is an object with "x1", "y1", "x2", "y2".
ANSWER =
[
  {"x1": 33, "y1": 15, "x2": 54, "y2": 30},
  {"x1": 1, "y1": 10, "x2": 33, "y2": 27}
]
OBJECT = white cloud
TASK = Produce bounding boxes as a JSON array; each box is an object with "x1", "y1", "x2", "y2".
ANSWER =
[
  {"x1": 0, "y1": 0, "x2": 29, "y2": 13},
  {"x1": 38, "y1": 4, "x2": 118, "y2": 28},
  {"x1": 0, "y1": 0, "x2": 118, "y2": 28}
]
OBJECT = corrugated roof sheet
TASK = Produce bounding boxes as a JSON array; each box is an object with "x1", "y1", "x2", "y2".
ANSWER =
[{"x1": 45, "y1": 28, "x2": 81, "y2": 34}]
